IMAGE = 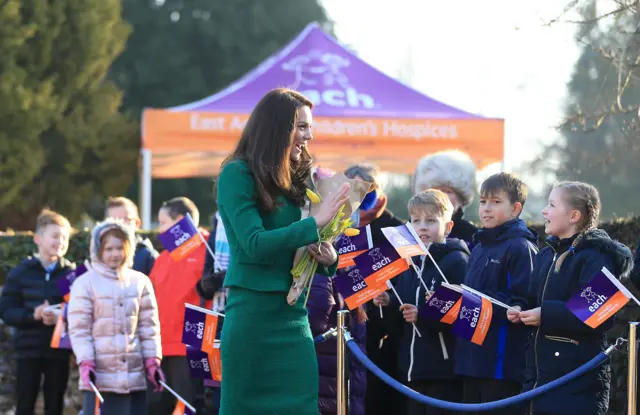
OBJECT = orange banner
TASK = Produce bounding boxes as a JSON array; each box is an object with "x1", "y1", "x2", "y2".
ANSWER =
[
  {"x1": 143, "y1": 109, "x2": 504, "y2": 177},
  {"x1": 168, "y1": 234, "x2": 203, "y2": 261},
  {"x1": 209, "y1": 347, "x2": 222, "y2": 382},
  {"x1": 440, "y1": 298, "x2": 462, "y2": 325},
  {"x1": 200, "y1": 314, "x2": 219, "y2": 355},
  {"x1": 471, "y1": 298, "x2": 493, "y2": 346},
  {"x1": 584, "y1": 290, "x2": 629, "y2": 329}
]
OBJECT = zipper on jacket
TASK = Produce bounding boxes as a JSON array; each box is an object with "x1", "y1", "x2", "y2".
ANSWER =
[
  {"x1": 530, "y1": 248, "x2": 557, "y2": 415},
  {"x1": 544, "y1": 335, "x2": 579, "y2": 345}
]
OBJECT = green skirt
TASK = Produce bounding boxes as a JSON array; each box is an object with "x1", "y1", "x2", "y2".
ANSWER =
[{"x1": 220, "y1": 287, "x2": 319, "y2": 415}]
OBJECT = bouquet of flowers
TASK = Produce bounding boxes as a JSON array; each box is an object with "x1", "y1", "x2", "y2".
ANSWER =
[{"x1": 287, "y1": 173, "x2": 372, "y2": 305}]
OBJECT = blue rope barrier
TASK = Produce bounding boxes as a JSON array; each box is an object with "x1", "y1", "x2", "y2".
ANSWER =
[
  {"x1": 345, "y1": 337, "x2": 613, "y2": 412},
  {"x1": 314, "y1": 327, "x2": 337, "y2": 344}
]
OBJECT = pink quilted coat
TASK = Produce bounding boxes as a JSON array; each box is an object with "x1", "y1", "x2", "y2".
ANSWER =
[{"x1": 67, "y1": 220, "x2": 161, "y2": 393}]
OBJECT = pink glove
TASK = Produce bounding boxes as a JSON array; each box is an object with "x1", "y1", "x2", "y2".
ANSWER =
[
  {"x1": 79, "y1": 360, "x2": 96, "y2": 387},
  {"x1": 145, "y1": 358, "x2": 165, "y2": 392}
]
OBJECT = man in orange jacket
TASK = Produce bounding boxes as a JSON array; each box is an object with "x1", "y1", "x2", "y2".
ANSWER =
[{"x1": 148, "y1": 197, "x2": 211, "y2": 414}]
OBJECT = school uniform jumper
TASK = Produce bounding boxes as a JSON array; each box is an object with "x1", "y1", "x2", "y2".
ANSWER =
[{"x1": 453, "y1": 219, "x2": 538, "y2": 413}]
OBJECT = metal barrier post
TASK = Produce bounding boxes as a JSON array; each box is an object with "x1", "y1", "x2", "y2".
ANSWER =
[
  {"x1": 629, "y1": 322, "x2": 638, "y2": 415},
  {"x1": 337, "y1": 310, "x2": 348, "y2": 415}
]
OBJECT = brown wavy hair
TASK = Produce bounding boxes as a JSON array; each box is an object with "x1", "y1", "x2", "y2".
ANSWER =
[{"x1": 223, "y1": 88, "x2": 313, "y2": 212}]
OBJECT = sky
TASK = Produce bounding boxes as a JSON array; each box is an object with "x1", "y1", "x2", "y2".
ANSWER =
[{"x1": 322, "y1": 0, "x2": 586, "y2": 191}]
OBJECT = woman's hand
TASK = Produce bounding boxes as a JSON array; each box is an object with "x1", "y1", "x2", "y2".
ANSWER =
[
  {"x1": 400, "y1": 304, "x2": 418, "y2": 323},
  {"x1": 507, "y1": 305, "x2": 522, "y2": 324},
  {"x1": 520, "y1": 307, "x2": 542, "y2": 326},
  {"x1": 307, "y1": 242, "x2": 337, "y2": 266},
  {"x1": 311, "y1": 183, "x2": 351, "y2": 228},
  {"x1": 373, "y1": 292, "x2": 390, "y2": 307}
]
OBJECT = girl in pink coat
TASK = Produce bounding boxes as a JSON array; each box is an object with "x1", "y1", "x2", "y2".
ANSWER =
[{"x1": 68, "y1": 219, "x2": 164, "y2": 415}]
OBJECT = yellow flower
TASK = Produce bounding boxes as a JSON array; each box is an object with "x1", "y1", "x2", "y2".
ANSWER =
[
  {"x1": 306, "y1": 188, "x2": 322, "y2": 204},
  {"x1": 343, "y1": 228, "x2": 360, "y2": 237}
]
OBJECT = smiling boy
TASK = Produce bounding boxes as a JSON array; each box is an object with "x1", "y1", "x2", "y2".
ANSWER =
[{"x1": 0, "y1": 210, "x2": 75, "y2": 415}]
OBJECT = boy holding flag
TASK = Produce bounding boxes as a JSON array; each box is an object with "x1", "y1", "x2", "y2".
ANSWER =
[
  {"x1": 454, "y1": 173, "x2": 538, "y2": 414},
  {"x1": 0, "y1": 210, "x2": 75, "y2": 415},
  {"x1": 374, "y1": 190, "x2": 469, "y2": 415}
]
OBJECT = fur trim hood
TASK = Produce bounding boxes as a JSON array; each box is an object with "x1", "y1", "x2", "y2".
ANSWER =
[
  {"x1": 413, "y1": 150, "x2": 477, "y2": 207},
  {"x1": 90, "y1": 219, "x2": 136, "y2": 268}
]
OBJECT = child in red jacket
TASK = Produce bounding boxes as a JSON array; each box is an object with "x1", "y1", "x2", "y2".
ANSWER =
[{"x1": 148, "y1": 197, "x2": 210, "y2": 413}]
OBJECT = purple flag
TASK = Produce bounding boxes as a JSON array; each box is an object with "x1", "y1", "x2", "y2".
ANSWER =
[
  {"x1": 158, "y1": 215, "x2": 203, "y2": 261},
  {"x1": 381, "y1": 224, "x2": 427, "y2": 258},
  {"x1": 451, "y1": 289, "x2": 493, "y2": 346},
  {"x1": 182, "y1": 305, "x2": 221, "y2": 354},
  {"x1": 419, "y1": 285, "x2": 462, "y2": 324},
  {"x1": 334, "y1": 225, "x2": 372, "y2": 268},
  {"x1": 57, "y1": 264, "x2": 88, "y2": 301},
  {"x1": 352, "y1": 240, "x2": 409, "y2": 287},
  {"x1": 334, "y1": 268, "x2": 385, "y2": 310},
  {"x1": 186, "y1": 346, "x2": 222, "y2": 382},
  {"x1": 566, "y1": 268, "x2": 630, "y2": 329}
]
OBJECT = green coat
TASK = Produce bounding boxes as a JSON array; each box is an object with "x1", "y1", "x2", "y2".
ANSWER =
[{"x1": 217, "y1": 159, "x2": 337, "y2": 415}]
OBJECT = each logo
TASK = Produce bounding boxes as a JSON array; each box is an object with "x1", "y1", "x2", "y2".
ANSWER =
[
  {"x1": 170, "y1": 226, "x2": 191, "y2": 246},
  {"x1": 429, "y1": 297, "x2": 445, "y2": 309},
  {"x1": 368, "y1": 248, "x2": 385, "y2": 263},
  {"x1": 580, "y1": 287, "x2": 598, "y2": 303},
  {"x1": 184, "y1": 322, "x2": 198, "y2": 334},
  {"x1": 348, "y1": 269, "x2": 363, "y2": 283},
  {"x1": 459, "y1": 306, "x2": 473, "y2": 321},
  {"x1": 281, "y1": 50, "x2": 375, "y2": 109},
  {"x1": 282, "y1": 50, "x2": 350, "y2": 89}
]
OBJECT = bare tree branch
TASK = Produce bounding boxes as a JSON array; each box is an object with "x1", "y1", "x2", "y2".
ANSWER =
[
  {"x1": 559, "y1": 104, "x2": 640, "y2": 131},
  {"x1": 564, "y1": 0, "x2": 640, "y2": 24},
  {"x1": 543, "y1": 0, "x2": 581, "y2": 26}
]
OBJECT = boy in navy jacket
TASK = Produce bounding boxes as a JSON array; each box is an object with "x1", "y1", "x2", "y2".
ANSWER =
[
  {"x1": 375, "y1": 189, "x2": 469, "y2": 415},
  {"x1": 0, "y1": 210, "x2": 75, "y2": 415},
  {"x1": 453, "y1": 173, "x2": 538, "y2": 414}
]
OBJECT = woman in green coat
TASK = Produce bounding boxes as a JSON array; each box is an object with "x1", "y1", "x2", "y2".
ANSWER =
[{"x1": 216, "y1": 88, "x2": 350, "y2": 415}]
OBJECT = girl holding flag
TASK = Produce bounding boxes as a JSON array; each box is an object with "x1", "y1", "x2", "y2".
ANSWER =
[
  {"x1": 216, "y1": 88, "x2": 350, "y2": 415},
  {"x1": 68, "y1": 219, "x2": 163, "y2": 415},
  {"x1": 517, "y1": 181, "x2": 633, "y2": 415}
]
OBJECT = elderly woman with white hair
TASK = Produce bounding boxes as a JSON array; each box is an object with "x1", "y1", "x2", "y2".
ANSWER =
[{"x1": 413, "y1": 150, "x2": 478, "y2": 246}]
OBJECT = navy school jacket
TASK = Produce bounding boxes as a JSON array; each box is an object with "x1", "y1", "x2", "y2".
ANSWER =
[
  {"x1": 453, "y1": 218, "x2": 538, "y2": 382},
  {"x1": 0, "y1": 257, "x2": 75, "y2": 359},
  {"x1": 384, "y1": 239, "x2": 469, "y2": 383},
  {"x1": 522, "y1": 229, "x2": 633, "y2": 415}
]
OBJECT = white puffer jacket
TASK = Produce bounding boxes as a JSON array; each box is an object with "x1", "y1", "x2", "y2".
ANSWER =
[{"x1": 68, "y1": 220, "x2": 161, "y2": 393}]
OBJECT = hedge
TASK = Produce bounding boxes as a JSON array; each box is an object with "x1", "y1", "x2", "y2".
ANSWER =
[{"x1": 0, "y1": 218, "x2": 639, "y2": 414}]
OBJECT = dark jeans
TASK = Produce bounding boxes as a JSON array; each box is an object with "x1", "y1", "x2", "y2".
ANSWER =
[
  {"x1": 82, "y1": 391, "x2": 146, "y2": 415},
  {"x1": 406, "y1": 379, "x2": 463, "y2": 415},
  {"x1": 462, "y1": 377, "x2": 522, "y2": 415},
  {"x1": 147, "y1": 356, "x2": 202, "y2": 414},
  {"x1": 15, "y1": 357, "x2": 70, "y2": 415}
]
